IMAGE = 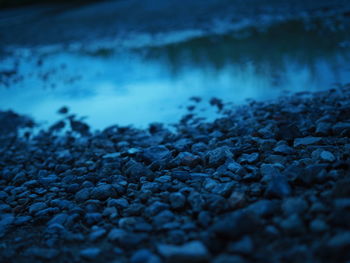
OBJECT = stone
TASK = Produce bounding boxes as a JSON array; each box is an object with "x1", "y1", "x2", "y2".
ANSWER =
[
  {"x1": 197, "y1": 211, "x2": 212, "y2": 227},
  {"x1": 80, "y1": 248, "x2": 101, "y2": 260},
  {"x1": 227, "y1": 190, "x2": 247, "y2": 209},
  {"x1": 238, "y1": 153, "x2": 259, "y2": 164},
  {"x1": 227, "y1": 235, "x2": 254, "y2": 254},
  {"x1": 332, "y1": 122, "x2": 350, "y2": 136},
  {"x1": 125, "y1": 160, "x2": 153, "y2": 180},
  {"x1": 145, "y1": 201, "x2": 169, "y2": 216},
  {"x1": 205, "y1": 194, "x2": 228, "y2": 213},
  {"x1": 327, "y1": 232, "x2": 350, "y2": 249},
  {"x1": 157, "y1": 240, "x2": 209, "y2": 263},
  {"x1": 131, "y1": 249, "x2": 161, "y2": 263},
  {"x1": 310, "y1": 219, "x2": 328, "y2": 233},
  {"x1": 282, "y1": 197, "x2": 308, "y2": 215},
  {"x1": 90, "y1": 184, "x2": 117, "y2": 200},
  {"x1": 294, "y1": 137, "x2": 322, "y2": 147},
  {"x1": 332, "y1": 179, "x2": 350, "y2": 198},
  {"x1": 211, "y1": 210, "x2": 260, "y2": 239},
  {"x1": 260, "y1": 164, "x2": 281, "y2": 182},
  {"x1": 265, "y1": 175, "x2": 291, "y2": 198},
  {"x1": 273, "y1": 144, "x2": 295, "y2": 155},
  {"x1": 280, "y1": 214, "x2": 305, "y2": 235},
  {"x1": 85, "y1": 213, "x2": 102, "y2": 225},
  {"x1": 188, "y1": 193, "x2": 206, "y2": 212},
  {"x1": 246, "y1": 200, "x2": 279, "y2": 217},
  {"x1": 14, "y1": 216, "x2": 32, "y2": 226},
  {"x1": 152, "y1": 210, "x2": 175, "y2": 225},
  {"x1": 75, "y1": 188, "x2": 90, "y2": 202},
  {"x1": 143, "y1": 145, "x2": 171, "y2": 163},
  {"x1": 29, "y1": 202, "x2": 47, "y2": 215},
  {"x1": 227, "y1": 162, "x2": 243, "y2": 173},
  {"x1": 206, "y1": 146, "x2": 233, "y2": 167},
  {"x1": 276, "y1": 123, "x2": 302, "y2": 141},
  {"x1": 108, "y1": 228, "x2": 127, "y2": 242},
  {"x1": 213, "y1": 254, "x2": 247, "y2": 263},
  {"x1": 315, "y1": 122, "x2": 332, "y2": 135},
  {"x1": 172, "y1": 152, "x2": 201, "y2": 167},
  {"x1": 25, "y1": 247, "x2": 59, "y2": 259},
  {"x1": 169, "y1": 192, "x2": 186, "y2": 209},
  {"x1": 0, "y1": 214, "x2": 14, "y2": 237},
  {"x1": 319, "y1": 151, "x2": 336, "y2": 162},
  {"x1": 108, "y1": 198, "x2": 129, "y2": 209},
  {"x1": 89, "y1": 228, "x2": 106, "y2": 242},
  {"x1": 47, "y1": 213, "x2": 68, "y2": 226},
  {"x1": 102, "y1": 152, "x2": 121, "y2": 159}
]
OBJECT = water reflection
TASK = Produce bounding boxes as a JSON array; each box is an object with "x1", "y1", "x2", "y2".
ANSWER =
[{"x1": 0, "y1": 19, "x2": 350, "y2": 130}]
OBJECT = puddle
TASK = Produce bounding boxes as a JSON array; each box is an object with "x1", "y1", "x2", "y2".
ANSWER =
[{"x1": 1, "y1": 17, "x2": 350, "y2": 130}]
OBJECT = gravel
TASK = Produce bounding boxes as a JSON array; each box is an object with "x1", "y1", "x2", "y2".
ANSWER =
[{"x1": 0, "y1": 86, "x2": 350, "y2": 262}]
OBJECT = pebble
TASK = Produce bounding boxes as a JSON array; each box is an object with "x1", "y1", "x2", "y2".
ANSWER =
[
  {"x1": 80, "y1": 248, "x2": 101, "y2": 260},
  {"x1": 90, "y1": 184, "x2": 117, "y2": 200},
  {"x1": 227, "y1": 235, "x2": 254, "y2": 254},
  {"x1": 310, "y1": 218, "x2": 328, "y2": 233},
  {"x1": 294, "y1": 137, "x2": 322, "y2": 147},
  {"x1": 131, "y1": 249, "x2": 161, "y2": 263},
  {"x1": 28, "y1": 202, "x2": 47, "y2": 215},
  {"x1": 157, "y1": 240, "x2": 209, "y2": 263},
  {"x1": 206, "y1": 146, "x2": 233, "y2": 167},
  {"x1": 265, "y1": 175, "x2": 291, "y2": 198},
  {"x1": 281, "y1": 197, "x2": 308, "y2": 215},
  {"x1": 319, "y1": 150, "x2": 336, "y2": 162},
  {"x1": 169, "y1": 192, "x2": 186, "y2": 209}
]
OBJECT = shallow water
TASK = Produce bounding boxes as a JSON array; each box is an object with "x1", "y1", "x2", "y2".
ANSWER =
[{"x1": 1, "y1": 17, "x2": 350, "y2": 130}]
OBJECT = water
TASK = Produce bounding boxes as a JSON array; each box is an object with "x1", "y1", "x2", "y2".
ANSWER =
[{"x1": 1, "y1": 15, "x2": 350, "y2": 130}]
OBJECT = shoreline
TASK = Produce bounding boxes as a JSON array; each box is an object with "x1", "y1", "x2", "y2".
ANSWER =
[{"x1": 1, "y1": 85, "x2": 350, "y2": 262}]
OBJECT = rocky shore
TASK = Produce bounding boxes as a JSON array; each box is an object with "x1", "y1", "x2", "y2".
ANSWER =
[{"x1": 1, "y1": 85, "x2": 350, "y2": 263}]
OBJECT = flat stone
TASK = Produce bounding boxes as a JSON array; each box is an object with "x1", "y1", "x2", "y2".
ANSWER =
[
  {"x1": 89, "y1": 228, "x2": 106, "y2": 242},
  {"x1": 157, "y1": 240, "x2": 209, "y2": 263},
  {"x1": 294, "y1": 137, "x2": 322, "y2": 147},
  {"x1": 332, "y1": 122, "x2": 350, "y2": 136},
  {"x1": 29, "y1": 202, "x2": 47, "y2": 215},
  {"x1": 80, "y1": 248, "x2": 101, "y2": 260},
  {"x1": 131, "y1": 249, "x2": 161, "y2": 263},
  {"x1": 238, "y1": 153, "x2": 259, "y2": 164},
  {"x1": 102, "y1": 152, "x2": 121, "y2": 159},
  {"x1": 25, "y1": 247, "x2": 59, "y2": 259},
  {"x1": 273, "y1": 144, "x2": 295, "y2": 154}
]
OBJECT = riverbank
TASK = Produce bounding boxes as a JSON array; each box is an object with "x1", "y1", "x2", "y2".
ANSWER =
[{"x1": 0, "y1": 85, "x2": 350, "y2": 262}]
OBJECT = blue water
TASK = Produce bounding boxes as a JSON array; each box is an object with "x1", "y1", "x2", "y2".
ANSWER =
[{"x1": 1, "y1": 17, "x2": 350, "y2": 130}]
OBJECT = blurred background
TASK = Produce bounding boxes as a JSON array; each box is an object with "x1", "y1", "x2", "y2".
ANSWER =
[{"x1": 1, "y1": 0, "x2": 350, "y2": 129}]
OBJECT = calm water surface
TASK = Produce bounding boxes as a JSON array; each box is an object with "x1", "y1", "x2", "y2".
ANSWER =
[{"x1": 1, "y1": 18, "x2": 350, "y2": 130}]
